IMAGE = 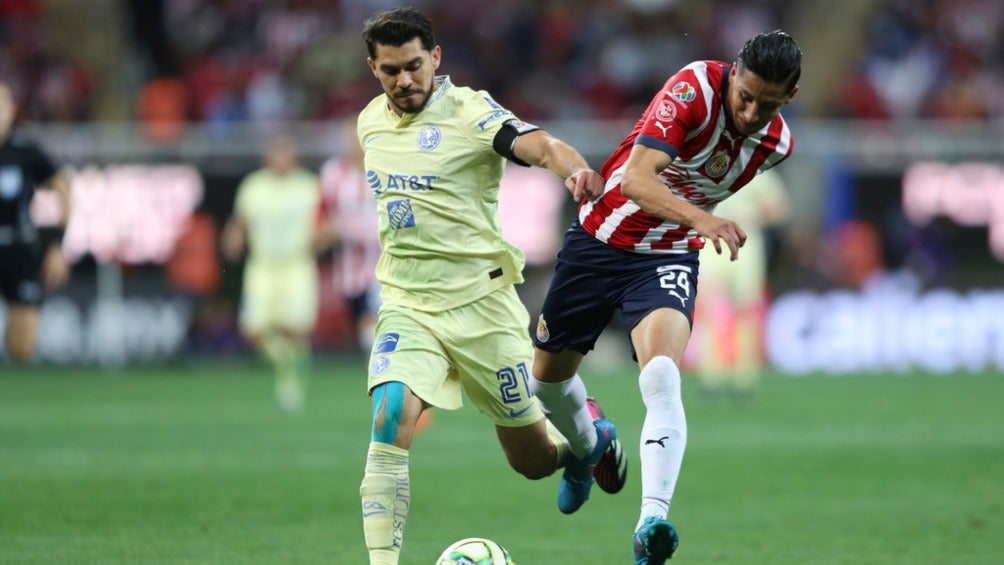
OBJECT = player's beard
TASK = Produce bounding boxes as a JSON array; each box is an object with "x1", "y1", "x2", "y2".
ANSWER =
[{"x1": 389, "y1": 84, "x2": 432, "y2": 114}]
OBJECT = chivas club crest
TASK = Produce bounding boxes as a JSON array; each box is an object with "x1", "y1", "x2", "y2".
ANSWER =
[{"x1": 705, "y1": 149, "x2": 731, "y2": 177}]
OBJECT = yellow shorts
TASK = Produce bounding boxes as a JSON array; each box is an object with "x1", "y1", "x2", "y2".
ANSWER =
[
  {"x1": 239, "y1": 258, "x2": 318, "y2": 335},
  {"x1": 367, "y1": 286, "x2": 544, "y2": 427}
]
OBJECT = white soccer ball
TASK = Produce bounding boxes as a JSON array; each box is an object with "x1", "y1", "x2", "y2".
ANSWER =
[{"x1": 435, "y1": 537, "x2": 516, "y2": 564}]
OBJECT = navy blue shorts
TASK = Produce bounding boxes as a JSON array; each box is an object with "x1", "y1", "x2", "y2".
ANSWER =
[{"x1": 532, "y1": 223, "x2": 699, "y2": 356}]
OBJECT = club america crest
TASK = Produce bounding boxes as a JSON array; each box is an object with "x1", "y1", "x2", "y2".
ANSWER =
[
  {"x1": 705, "y1": 149, "x2": 731, "y2": 177},
  {"x1": 417, "y1": 125, "x2": 441, "y2": 151},
  {"x1": 371, "y1": 354, "x2": 390, "y2": 375},
  {"x1": 536, "y1": 315, "x2": 550, "y2": 343}
]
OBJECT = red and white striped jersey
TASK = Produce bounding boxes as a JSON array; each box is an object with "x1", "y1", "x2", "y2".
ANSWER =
[
  {"x1": 319, "y1": 156, "x2": 382, "y2": 297},
  {"x1": 580, "y1": 60, "x2": 794, "y2": 254}
]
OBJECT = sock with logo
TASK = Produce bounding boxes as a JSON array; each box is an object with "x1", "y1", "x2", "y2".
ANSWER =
[
  {"x1": 360, "y1": 442, "x2": 410, "y2": 565},
  {"x1": 530, "y1": 374, "x2": 596, "y2": 460},
  {"x1": 637, "y1": 356, "x2": 687, "y2": 529}
]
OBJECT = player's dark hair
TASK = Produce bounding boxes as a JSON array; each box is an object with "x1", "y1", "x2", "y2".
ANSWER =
[
  {"x1": 362, "y1": 6, "x2": 436, "y2": 59},
  {"x1": 737, "y1": 30, "x2": 802, "y2": 92}
]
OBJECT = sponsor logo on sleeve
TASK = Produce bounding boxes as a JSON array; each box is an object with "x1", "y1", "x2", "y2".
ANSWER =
[
  {"x1": 669, "y1": 81, "x2": 696, "y2": 103},
  {"x1": 652, "y1": 121, "x2": 672, "y2": 138},
  {"x1": 505, "y1": 119, "x2": 540, "y2": 134}
]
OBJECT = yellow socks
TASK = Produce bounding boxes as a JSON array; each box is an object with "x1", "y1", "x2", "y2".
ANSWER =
[{"x1": 360, "y1": 442, "x2": 410, "y2": 565}]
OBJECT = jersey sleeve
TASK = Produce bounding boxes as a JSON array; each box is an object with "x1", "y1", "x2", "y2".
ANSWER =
[
  {"x1": 462, "y1": 90, "x2": 518, "y2": 151},
  {"x1": 634, "y1": 65, "x2": 711, "y2": 159}
]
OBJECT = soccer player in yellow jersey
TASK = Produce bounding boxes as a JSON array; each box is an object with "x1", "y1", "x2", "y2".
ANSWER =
[
  {"x1": 356, "y1": 7, "x2": 613, "y2": 565},
  {"x1": 691, "y1": 169, "x2": 790, "y2": 397},
  {"x1": 222, "y1": 135, "x2": 322, "y2": 412}
]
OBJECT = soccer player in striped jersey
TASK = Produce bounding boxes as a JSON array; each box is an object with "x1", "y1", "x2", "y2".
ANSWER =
[
  {"x1": 319, "y1": 117, "x2": 382, "y2": 353},
  {"x1": 355, "y1": 8, "x2": 610, "y2": 565},
  {"x1": 530, "y1": 30, "x2": 802, "y2": 563}
]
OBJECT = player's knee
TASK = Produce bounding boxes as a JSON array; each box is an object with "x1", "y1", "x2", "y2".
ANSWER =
[
  {"x1": 371, "y1": 382, "x2": 406, "y2": 444},
  {"x1": 639, "y1": 355, "x2": 681, "y2": 403}
]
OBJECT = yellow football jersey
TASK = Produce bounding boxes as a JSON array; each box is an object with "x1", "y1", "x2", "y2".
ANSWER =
[
  {"x1": 234, "y1": 167, "x2": 320, "y2": 262},
  {"x1": 358, "y1": 75, "x2": 528, "y2": 312}
]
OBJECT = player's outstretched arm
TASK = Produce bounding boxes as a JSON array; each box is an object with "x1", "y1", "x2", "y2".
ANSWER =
[
  {"x1": 621, "y1": 144, "x2": 746, "y2": 260},
  {"x1": 511, "y1": 130, "x2": 605, "y2": 202}
]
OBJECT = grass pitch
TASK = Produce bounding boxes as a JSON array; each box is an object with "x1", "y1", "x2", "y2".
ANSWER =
[{"x1": 2, "y1": 357, "x2": 1002, "y2": 564}]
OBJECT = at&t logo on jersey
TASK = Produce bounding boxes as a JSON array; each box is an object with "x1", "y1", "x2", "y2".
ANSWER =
[
  {"x1": 366, "y1": 170, "x2": 381, "y2": 191},
  {"x1": 367, "y1": 171, "x2": 439, "y2": 194},
  {"x1": 417, "y1": 125, "x2": 441, "y2": 151},
  {"x1": 670, "y1": 81, "x2": 696, "y2": 103}
]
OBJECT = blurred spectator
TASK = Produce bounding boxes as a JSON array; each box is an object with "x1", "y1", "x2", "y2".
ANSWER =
[
  {"x1": 828, "y1": 219, "x2": 886, "y2": 288},
  {"x1": 838, "y1": 0, "x2": 1004, "y2": 120},
  {"x1": 137, "y1": 76, "x2": 187, "y2": 143},
  {"x1": 0, "y1": 1, "x2": 94, "y2": 122}
]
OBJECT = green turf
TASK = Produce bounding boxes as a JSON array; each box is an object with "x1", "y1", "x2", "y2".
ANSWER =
[{"x1": 1, "y1": 358, "x2": 1002, "y2": 564}]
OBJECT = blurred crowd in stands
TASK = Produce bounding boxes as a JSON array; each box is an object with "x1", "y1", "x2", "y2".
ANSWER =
[
  {"x1": 0, "y1": 0, "x2": 94, "y2": 121},
  {"x1": 3, "y1": 0, "x2": 1002, "y2": 126},
  {"x1": 839, "y1": 0, "x2": 1004, "y2": 120}
]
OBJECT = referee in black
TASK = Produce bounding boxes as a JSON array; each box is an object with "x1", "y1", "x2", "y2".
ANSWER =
[{"x1": 0, "y1": 82, "x2": 72, "y2": 363}]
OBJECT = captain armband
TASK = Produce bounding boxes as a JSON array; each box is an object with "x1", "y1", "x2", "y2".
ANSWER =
[{"x1": 492, "y1": 118, "x2": 541, "y2": 167}]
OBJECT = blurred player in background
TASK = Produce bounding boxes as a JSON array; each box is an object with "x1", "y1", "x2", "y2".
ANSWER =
[
  {"x1": 221, "y1": 134, "x2": 323, "y2": 412},
  {"x1": 319, "y1": 117, "x2": 382, "y2": 353},
  {"x1": 689, "y1": 168, "x2": 790, "y2": 398},
  {"x1": 530, "y1": 31, "x2": 802, "y2": 563},
  {"x1": 356, "y1": 8, "x2": 608, "y2": 565},
  {"x1": 0, "y1": 81, "x2": 71, "y2": 364}
]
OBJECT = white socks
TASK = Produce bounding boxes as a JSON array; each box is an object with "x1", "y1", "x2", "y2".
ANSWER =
[
  {"x1": 530, "y1": 374, "x2": 597, "y2": 460},
  {"x1": 637, "y1": 356, "x2": 687, "y2": 530}
]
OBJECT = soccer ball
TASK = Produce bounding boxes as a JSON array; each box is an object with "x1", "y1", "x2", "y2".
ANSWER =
[{"x1": 435, "y1": 537, "x2": 516, "y2": 564}]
